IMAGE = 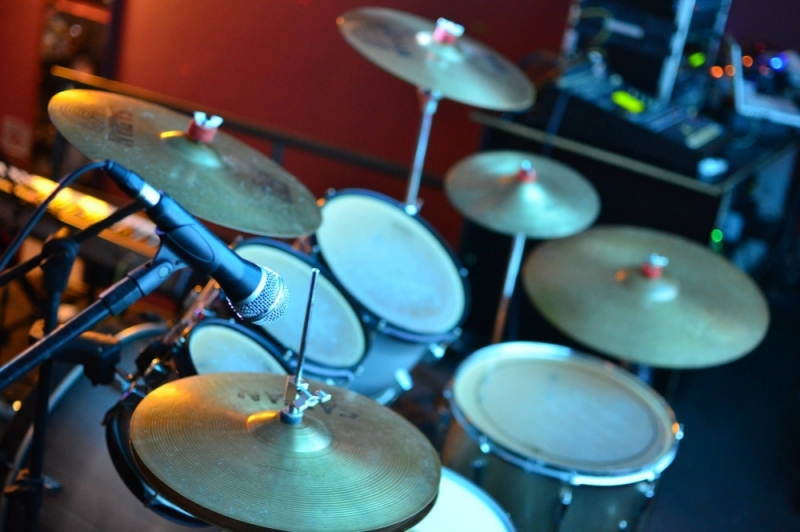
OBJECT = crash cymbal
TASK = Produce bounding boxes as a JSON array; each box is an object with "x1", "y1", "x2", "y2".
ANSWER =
[
  {"x1": 337, "y1": 8, "x2": 534, "y2": 111},
  {"x1": 48, "y1": 90, "x2": 321, "y2": 237},
  {"x1": 129, "y1": 373, "x2": 440, "y2": 532},
  {"x1": 523, "y1": 226, "x2": 770, "y2": 368},
  {"x1": 445, "y1": 151, "x2": 600, "y2": 238}
]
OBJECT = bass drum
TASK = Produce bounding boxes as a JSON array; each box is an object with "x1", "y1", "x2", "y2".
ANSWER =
[
  {"x1": 409, "y1": 467, "x2": 516, "y2": 532},
  {"x1": 313, "y1": 189, "x2": 470, "y2": 401},
  {"x1": 6, "y1": 323, "x2": 223, "y2": 532},
  {"x1": 442, "y1": 342, "x2": 682, "y2": 532}
]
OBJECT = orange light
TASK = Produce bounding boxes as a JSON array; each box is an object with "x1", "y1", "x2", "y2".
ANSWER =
[
  {"x1": 742, "y1": 55, "x2": 753, "y2": 67},
  {"x1": 710, "y1": 66, "x2": 724, "y2": 79},
  {"x1": 725, "y1": 64, "x2": 735, "y2": 77}
]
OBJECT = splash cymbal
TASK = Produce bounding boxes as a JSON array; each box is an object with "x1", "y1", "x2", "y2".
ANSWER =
[
  {"x1": 129, "y1": 373, "x2": 440, "y2": 532},
  {"x1": 337, "y1": 8, "x2": 534, "y2": 111},
  {"x1": 48, "y1": 90, "x2": 321, "y2": 237},
  {"x1": 445, "y1": 151, "x2": 600, "y2": 238},
  {"x1": 523, "y1": 225, "x2": 770, "y2": 368}
]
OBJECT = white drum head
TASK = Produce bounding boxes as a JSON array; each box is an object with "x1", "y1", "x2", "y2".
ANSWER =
[
  {"x1": 237, "y1": 243, "x2": 366, "y2": 368},
  {"x1": 188, "y1": 323, "x2": 287, "y2": 375},
  {"x1": 453, "y1": 342, "x2": 678, "y2": 483},
  {"x1": 410, "y1": 468, "x2": 514, "y2": 532},
  {"x1": 316, "y1": 193, "x2": 465, "y2": 336}
]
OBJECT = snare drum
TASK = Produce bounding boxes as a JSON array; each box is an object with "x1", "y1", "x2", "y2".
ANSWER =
[
  {"x1": 410, "y1": 468, "x2": 516, "y2": 532},
  {"x1": 313, "y1": 189, "x2": 470, "y2": 399},
  {"x1": 442, "y1": 342, "x2": 682, "y2": 532}
]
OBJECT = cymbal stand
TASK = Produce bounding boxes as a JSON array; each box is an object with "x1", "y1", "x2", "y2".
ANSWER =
[
  {"x1": 0, "y1": 242, "x2": 183, "y2": 531},
  {"x1": 404, "y1": 89, "x2": 441, "y2": 213},
  {"x1": 491, "y1": 232, "x2": 527, "y2": 344},
  {"x1": 281, "y1": 268, "x2": 330, "y2": 425},
  {"x1": 491, "y1": 92, "x2": 572, "y2": 343}
]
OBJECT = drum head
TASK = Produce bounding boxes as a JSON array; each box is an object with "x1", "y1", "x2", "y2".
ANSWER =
[
  {"x1": 236, "y1": 241, "x2": 367, "y2": 368},
  {"x1": 452, "y1": 342, "x2": 679, "y2": 483},
  {"x1": 316, "y1": 192, "x2": 465, "y2": 336},
  {"x1": 188, "y1": 321, "x2": 287, "y2": 375},
  {"x1": 410, "y1": 468, "x2": 515, "y2": 532}
]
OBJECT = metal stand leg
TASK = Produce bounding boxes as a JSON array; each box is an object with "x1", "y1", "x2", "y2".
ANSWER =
[
  {"x1": 404, "y1": 89, "x2": 440, "y2": 212},
  {"x1": 492, "y1": 233, "x2": 527, "y2": 344}
]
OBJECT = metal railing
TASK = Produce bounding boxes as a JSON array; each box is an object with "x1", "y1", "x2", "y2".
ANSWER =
[{"x1": 50, "y1": 66, "x2": 443, "y2": 189}]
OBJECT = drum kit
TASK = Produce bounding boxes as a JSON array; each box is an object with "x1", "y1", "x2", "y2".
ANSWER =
[{"x1": 1, "y1": 7, "x2": 771, "y2": 532}]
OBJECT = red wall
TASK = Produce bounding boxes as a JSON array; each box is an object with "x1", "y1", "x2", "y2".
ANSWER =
[
  {"x1": 0, "y1": 1, "x2": 44, "y2": 168},
  {"x1": 115, "y1": 0, "x2": 572, "y2": 245}
]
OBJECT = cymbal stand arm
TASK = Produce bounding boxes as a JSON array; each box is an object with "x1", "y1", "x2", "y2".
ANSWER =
[
  {"x1": 281, "y1": 269, "x2": 330, "y2": 424},
  {"x1": 404, "y1": 89, "x2": 441, "y2": 212},
  {"x1": 491, "y1": 232, "x2": 527, "y2": 344}
]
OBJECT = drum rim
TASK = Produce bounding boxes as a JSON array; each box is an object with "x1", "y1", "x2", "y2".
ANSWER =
[
  {"x1": 312, "y1": 188, "x2": 472, "y2": 344},
  {"x1": 438, "y1": 467, "x2": 517, "y2": 532},
  {"x1": 445, "y1": 341, "x2": 682, "y2": 487},
  {"x1": 235, "y1": 237, "x2": 372, "y2": 370}
]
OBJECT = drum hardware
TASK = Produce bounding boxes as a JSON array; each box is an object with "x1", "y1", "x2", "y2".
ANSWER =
[
  {"x1": 48, "y1": 90, "x2": 321, "y2": 237},
  {"x1": 444, "y1": 150, "x2": 600, "y2": 342},
  {"x1": 522, "y1": 225, "x2": 771, "y2": 368},
  {"x1": 126, "y1": 271, "x2": 441, "y2": 532},
  {"x1": 338, "y1": 7, "x2": 534, "y2": 209}
]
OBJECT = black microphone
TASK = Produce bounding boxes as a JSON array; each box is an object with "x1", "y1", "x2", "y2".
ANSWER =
[{"x1": 103, "y1": 160, "x2": 288, "y2": 324}]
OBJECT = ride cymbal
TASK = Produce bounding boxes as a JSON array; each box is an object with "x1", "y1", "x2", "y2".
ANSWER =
[
  {"x1": 337, "y1": 8, "x2": 534, "y2": 111},
  {"x1": 445, "y1": 151, "x2": 600, "y2": 238},
  {"x1": 48, "y1": 90, "x2": 321, "y2": 237},
  {"x1": 523, "y1": 225, "x2": 770, "y2": 368},
  {"x1": 129, "y1": 373, "x2": 440, "y2": 532}
]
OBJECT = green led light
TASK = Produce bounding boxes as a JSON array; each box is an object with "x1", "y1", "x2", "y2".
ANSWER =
[
  {"x1": 711, "y1": 229, "x2": 724, "y2": 243},
  {"x1": 611, "y1": 91, "x2": 645, "y2": 113},
  {"x1": 689, "y1": 52, "x2": 706, "y2": 68}
]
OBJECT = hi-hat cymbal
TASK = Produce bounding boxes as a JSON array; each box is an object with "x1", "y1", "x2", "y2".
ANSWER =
[
  {"x1": 337, "y1": 8, "x2": 534, "y2": 111},
  {"x1": 48, "y1": 90, "x2": 321, "y2": 237},
  {"x1": 445, "y1": 151, "x2": 600, "y2": 238},
  {"x1": 523, "y1": 226, "x2": 770, "y2": 368},
  {"x1": 129, "y1": 373, "x2": 440, "y2": 532}
]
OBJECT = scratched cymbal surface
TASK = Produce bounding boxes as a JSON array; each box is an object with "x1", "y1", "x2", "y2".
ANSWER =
[
  {"x1": 338, "y1": 7, "x2": 534, "y2": 111},
  {"x1": 129, "y1": 373, "x2": 440, "y2": 532},
  {"x1": 49, "y1": 90, "x2": 321, "y2": 237}
]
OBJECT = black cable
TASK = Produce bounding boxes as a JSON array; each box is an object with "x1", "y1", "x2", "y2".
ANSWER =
[
  {"x1": 0, "y1": 201, "x2": 144, "y2": 287},
  {"x1": 0, "y1": 161, "x2": 107, "y2": 272}
]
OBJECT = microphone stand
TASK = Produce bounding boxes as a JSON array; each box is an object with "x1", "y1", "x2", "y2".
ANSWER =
[{"x1": 0, "y1": 239, "x2": 184, "y2": 531}]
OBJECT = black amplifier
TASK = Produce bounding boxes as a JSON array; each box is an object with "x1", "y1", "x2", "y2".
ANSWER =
[{"x1": 522, "y1": 63, "x2": 728, "y2": 176}]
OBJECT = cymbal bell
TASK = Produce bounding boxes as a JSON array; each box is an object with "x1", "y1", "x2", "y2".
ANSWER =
[
  {"x1": 523, "y1": 225, "x2": 770, "y2": 368},
  {"x1": 445, "y1": 151, "x2": 600, "y2": 238},
  {"x1": 130, "y1": 373, "x2": 440, "y2": 532},
  {"x1": 337, "y1": 8, "x2": 534, "y2": 111},
  {"x1": 48, "y1": 90, "x2": 321, "y2": 237}
]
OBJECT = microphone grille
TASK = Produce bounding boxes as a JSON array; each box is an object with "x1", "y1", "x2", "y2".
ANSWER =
[{"x1": 228, "y1": 267, "x2": 289, "y2": 324}]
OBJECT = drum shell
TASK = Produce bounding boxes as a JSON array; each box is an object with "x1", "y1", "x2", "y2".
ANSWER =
[
  {"x1": 442, "y1": 420, "x2": 659, "y2": 532},
  {"x1": 441, "y1": 342, "x2": 680, "y2": 532},
  {"x1": 311, "y1": 188, "x2": 471, "y2": 345}
]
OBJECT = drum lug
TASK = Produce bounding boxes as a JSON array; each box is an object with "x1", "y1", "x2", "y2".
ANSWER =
[
  {"x1": 559, "y1": 485, "x2": 573, "y2": 506},
  {"x1": 427, "y1": 343, "x2": 446, "y2": 360},
  {"x1": 478, "y1": 435, "x2": 491, "y2": 454},
  {"x1": 394, "y1": 369, "x2": 413, "y2": 392},
  {"x1": 355, "y1": 365, "x2": 365, "y2": 377},
  {"x1": 143, "y1": 359, "x2": 170, "y2": 390},
  {"x1": 283, "y1": 350, "x2": 293, "y2": 361},
  {"x1": 376, "y1": 319, "x2": 388, "y2": 332},
  {"x1": 470, "y1": 457, "x2": 488, "y2": 486}
]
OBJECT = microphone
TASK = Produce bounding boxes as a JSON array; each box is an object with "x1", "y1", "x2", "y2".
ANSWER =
[{"x1": 103, "y1": 160, "x2": 288, "y2": 324}]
